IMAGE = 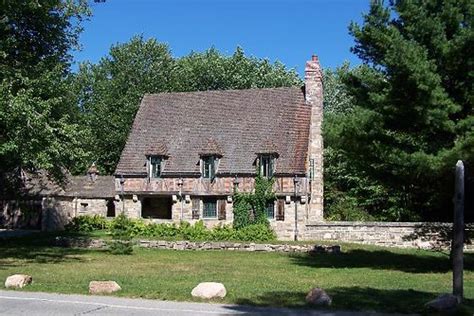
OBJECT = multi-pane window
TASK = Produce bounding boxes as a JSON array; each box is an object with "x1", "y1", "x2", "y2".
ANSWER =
[
  {"x1": 203, "y1": 198, "x2": 217, "y2": 218},
  {"x1": 202, "y1": 156, "x2": 215, "y2": 179},
  {"x1": 149, "y1": 156, "x2": 162, "y2": 178},
  {"x1": 265, "y1": 201, "x2": 275, "y2": 219},
  {"x1": 260, "y1": 155, "x2": 274, "y2": 178}
]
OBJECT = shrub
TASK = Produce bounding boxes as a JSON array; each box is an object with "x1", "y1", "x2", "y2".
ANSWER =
[
  {"x1": 65, "y1": 215, "x2": 110, "y2": 232},
  {"x1": 65, "y1": 215, "x2": 277, "y2": 242},
  {"x1": 210, "y1": 224, "x2": 235, "y2": 241},
  {"x1": 108, "y1": 213, "x2": 133, "y2": 255},
  {"x1": 234, "y1": 224, "x2": 276, "y2": 242}
]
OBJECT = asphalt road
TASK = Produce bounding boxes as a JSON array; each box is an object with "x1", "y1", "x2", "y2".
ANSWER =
[{"x1": 0, "y1": 290, "x2": 409, "y2": 316}]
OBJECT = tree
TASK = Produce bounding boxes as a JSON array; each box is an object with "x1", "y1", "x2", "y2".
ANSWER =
[
  {"x1": 0, "y1": 0, "x2": 91, "y2": 178},
  {"x1": 73, "y1": 38, "x2": 302, "y2": 174},
  {"x1": 331, "y1": 0, "x2": 473, "y2": 220},
  {"x1": 72, "y1": 36, "x2": 175, "y2": 173}
]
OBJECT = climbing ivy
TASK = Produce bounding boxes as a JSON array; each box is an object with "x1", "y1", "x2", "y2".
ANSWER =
[{"x1": 233, "y1": 173, "x2": 275, "y2": 230}]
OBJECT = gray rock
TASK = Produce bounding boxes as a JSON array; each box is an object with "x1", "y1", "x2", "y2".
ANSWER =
[
  {"x1": 425, "y1": 293, "x2": 460, "y2": 311},
  {"x1": 5, "y1": 274, "x2": 32, "y2": 289},
  {"x1": 89, "y1": 281, "x2": 121, "y2": 294},
  {"x1": 305, "y1": 287, "x2": 332, "y2": 306},
  {"x1": 191, "y1": 282, "x2": 226, "y2": 299}
]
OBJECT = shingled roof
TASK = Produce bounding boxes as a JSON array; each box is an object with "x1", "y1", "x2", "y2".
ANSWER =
[
  {"x1": 115, "y1": 87, "x2": 311, "y2": 176},
  {"x1": 0, "y1": 171, "x2": 115, "y2": 199}
]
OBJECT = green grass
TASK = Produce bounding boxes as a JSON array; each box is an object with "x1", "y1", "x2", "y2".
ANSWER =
[{"x1": 0, "y1": 233, "x2": 473, "y2": 314}]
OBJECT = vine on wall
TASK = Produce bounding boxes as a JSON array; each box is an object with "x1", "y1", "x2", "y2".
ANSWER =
[{"x1": 233, "y1": 174, "x2": 275, "y2": 229}]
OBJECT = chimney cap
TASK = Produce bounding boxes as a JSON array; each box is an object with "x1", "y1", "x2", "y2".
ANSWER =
[{"x1": 87, "y1": 162, "x2": 99, "y2": 175}]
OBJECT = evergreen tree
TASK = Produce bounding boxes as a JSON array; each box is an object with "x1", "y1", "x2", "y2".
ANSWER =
[{"x1": 332, "y1": 0, "x2": 473, "y2": 220}]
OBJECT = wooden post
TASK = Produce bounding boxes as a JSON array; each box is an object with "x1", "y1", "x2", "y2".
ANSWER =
[{"x1": 453, "y1": 160, "x2": 464, "y2": 300}]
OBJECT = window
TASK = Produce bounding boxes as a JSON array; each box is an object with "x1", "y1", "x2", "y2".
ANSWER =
[
  {"x1": 265, "y1": 201, "x2": 275, "y2": 219},
  {"x1": 203, "y1": 198, "x2": 217, "y2": 218},
  {"x1": 149, "y1": 156, "x2": 162, "y2": 178},
  {"x1": 80, "y1": 203, "x2": 88, "y2": 213},
  {"x1": 202, "y1": 156, "x2": 215, "y2": 179},
  {"x1": 260, "y1": 155, "x2": 274, "y2": 178}
]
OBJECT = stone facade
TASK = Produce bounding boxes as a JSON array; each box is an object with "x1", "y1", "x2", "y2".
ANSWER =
[{"x1": 42, "y1": 196, "x2": 114, "y2": 231}]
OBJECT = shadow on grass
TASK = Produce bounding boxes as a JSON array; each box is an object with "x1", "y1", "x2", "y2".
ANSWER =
[
  {"x1": 289, "y1": 249, "x2": 474, "y2": 274},
  {"x1": 0, "y1": 231, "x2": 97, "y2": 269},
  {"x1": 225, "y1": 287, "x2": 474, "y2": 314}
]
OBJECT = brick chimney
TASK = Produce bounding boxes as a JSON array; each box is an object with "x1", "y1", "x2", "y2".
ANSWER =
[{"x1": 305, "y1": 55, "x2": 323, "y2": 222}]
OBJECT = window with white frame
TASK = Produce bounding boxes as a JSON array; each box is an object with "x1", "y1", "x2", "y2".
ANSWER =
[
  {"x1": 201, "y1": 156, "x2": 216, "y2": 179},
  {"x1": 148, "y1": 156, "x2": 162, "y2": 178},
  {"x1": 259, "y1": 155, "x2": 274, "y2": 178}
]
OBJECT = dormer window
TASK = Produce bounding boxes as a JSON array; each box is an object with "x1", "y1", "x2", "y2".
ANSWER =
[
  {"x1": 259, "y1": 155, "x2": 274, "y2": 178},
  {"x1": 148, "y1": 156, "x2": 162, "y2": 178},
  {"x1": 201, "y1": 156, "x2": 216, "y2": 179}
]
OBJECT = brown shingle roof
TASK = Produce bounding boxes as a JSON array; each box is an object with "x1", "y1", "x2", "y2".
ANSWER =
[
  {"x1": 63, "y1": 176, "x2": 115, "y2": 198},
  {"x1": 1, "y1": 171, "x2": 115, "y2": 199},
  {"x1": 115, "y1": 87, "x2": 311, "y2": 176}
]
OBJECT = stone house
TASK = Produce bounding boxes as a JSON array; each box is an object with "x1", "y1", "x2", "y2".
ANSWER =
[
  {"x1": 0, "y1": 166, "x2": 115, "y2": 231},
  {"x1": 113, "y1": 55, "x2": 324, "y2": 239}
]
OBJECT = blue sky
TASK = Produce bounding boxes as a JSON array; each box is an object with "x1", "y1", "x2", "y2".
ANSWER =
[{"x1": 73, "y1": 0, "x2": 369, "y2": 76}]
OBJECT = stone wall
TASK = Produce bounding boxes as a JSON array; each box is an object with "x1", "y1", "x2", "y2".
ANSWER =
[
  {"x1": 303, "y1": 221, "x2": 474, "y2": 250},
  {"x1": 54, "y1": 236, "x2": 341, "y2": 254}
]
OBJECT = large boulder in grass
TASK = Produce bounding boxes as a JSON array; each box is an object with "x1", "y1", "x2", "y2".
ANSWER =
[
  {"x1": 305, "y1": 287, "x2": 332, "y2": 306},
  {"x1": 89, "y1": 281, "x2": 121, "y2": 294},
  {"x1": 425, "y1": 294, "x2": 460, "y2": 311},
  {"x1": 191, "y1": 282, "x2": 226, "y2": 299},
  {"x1": 5, "y1": 274, "x2": 32, "y2": 289}
]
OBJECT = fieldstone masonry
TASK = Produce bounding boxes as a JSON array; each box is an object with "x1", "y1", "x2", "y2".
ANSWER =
[
  {"x1": 54, "y1": 236, "x2": 342, "y2": 253},
  {"x1": 305, "y1": 55, "x2": 324, "y2": 222},
  {"x1": 304, "y1": 221, "x2": 474, "y2": 250}
]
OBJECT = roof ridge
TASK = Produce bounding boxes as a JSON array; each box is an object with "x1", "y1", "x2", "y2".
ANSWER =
[{"x1": 143, "y1": 86, "x2": 302, "y2": 98}]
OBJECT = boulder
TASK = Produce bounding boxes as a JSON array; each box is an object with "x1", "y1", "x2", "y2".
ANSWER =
[
  {"x1": 5, "y1": 274, "x2": 32, "y2": 289},
  {"x1": 425, "y1": 293, "x2": 460, "y2": 311},
  {"x1": 191, "y1": 282, "x2": 226, "y2": 299},
  {"x1": 89, "y1": 281, "x2": 121, "y2": 294},
  {"x1": 305, "y1": 287, "x2": 332, "y2": 306}
]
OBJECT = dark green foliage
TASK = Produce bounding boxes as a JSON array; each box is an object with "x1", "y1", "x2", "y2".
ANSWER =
[
  {"x1": 233, "y1": 174, "x2": 275, "y2": 229},
  {"x1": 65, "y1": 215, "x2": 110, "y2": 232},
  {"x1": 324, "y1": 0, "x2": 473, "y2": 221},
  {"x1": 108, "y1": 213, "x2": 133, "y2": 255},
  {"x1": 233, "y1": 224, "x2": 277, "y2": 242},
  {"x1": 125, "y1": 220, "x2": 276, "y2": 242},
  {"x1": 72, "y1": 37, "x2": 302, "y2": 174},
  {"x1": 0, "y1": 1, "x2": 91, "y2": 178}
]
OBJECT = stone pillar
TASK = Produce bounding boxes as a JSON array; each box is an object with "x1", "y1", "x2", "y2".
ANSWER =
[{"x1": 305, "y1": 55, "x2": 324, "y2": 222}]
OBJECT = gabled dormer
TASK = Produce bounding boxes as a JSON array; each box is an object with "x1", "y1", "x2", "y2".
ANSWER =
[{"x1": 145, "y1": 141, "x2": 168, "y2": 179}]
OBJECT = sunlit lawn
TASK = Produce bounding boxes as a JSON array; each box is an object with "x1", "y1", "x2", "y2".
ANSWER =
[{"x1": 1, "y1": 233, "x2": 473, "y2": 314}]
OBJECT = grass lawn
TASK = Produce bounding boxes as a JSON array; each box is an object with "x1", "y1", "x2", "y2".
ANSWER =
[{"x1": 0, "y1": 233, "x2": 473, "y2": 314}]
